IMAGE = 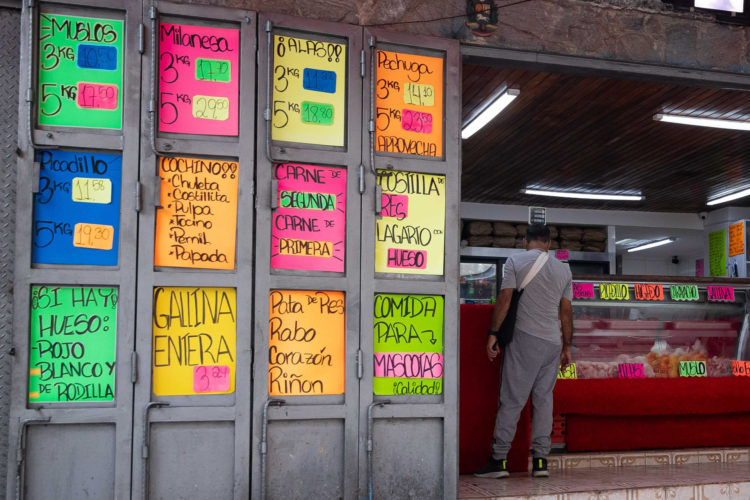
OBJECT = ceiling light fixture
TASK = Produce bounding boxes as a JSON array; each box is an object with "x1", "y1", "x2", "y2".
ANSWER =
[
  {"x1": 522, "y1": 188, "x2": 644, "y2": 201},
  {"x1": 707, "y1": 187, "x2": 750, "y2": 206},
  {"x1": 461, "y1": 88, "x2": 519, "y2": 139},
  {"x1": 627, "y1": 238, "x2": 675, "y2": 253},
  {"x1": 653, "y1": 113, "x2": 750, "y2": 131}
]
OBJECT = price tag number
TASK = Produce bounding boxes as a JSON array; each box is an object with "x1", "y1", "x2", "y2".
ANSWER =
[
  {"x1": 72, "y1": 177, "x2": 112, "y2": 204},
  {"x1": 73, "y1": 223, "x2": 114, "y2": 250},
  {"x1": 192, "y1": 95, "x2": 229, "y2": 121},
  {"x1": 403, "y1": 82, "x2": 434, "y2": 107},
  {"x1": 193, "y1": 365, "x2": 231, "y2": 393},
  {"x1": 679, "y1": 360, "x2": 707, "y2": 377}
]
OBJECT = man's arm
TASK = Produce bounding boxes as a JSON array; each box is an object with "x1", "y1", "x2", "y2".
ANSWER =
[
  {"x1": 559, "y1": 297, "x2": 573, "y2": 368},
  {"x1": 486, "y1": 288, "x2": 514, "y2": 362}
]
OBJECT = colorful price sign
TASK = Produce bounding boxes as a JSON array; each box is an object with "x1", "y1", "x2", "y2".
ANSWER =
[
  {"x1": 29, "y1": 286, "x2": 118, "y2": 402},
  {"x1": 732, "y1": 360, "x2": 750, "y2": 376},
  {"x1": 32, "y1": 150, "x2": 121, "y2": 266},
  {"x1": 152, "y1": 287, "x2": 236, "y2": 396},
  {"x1": 670, "y1": 285, "x2": 699, "y2": 301},
  {"x1": 158, "y1": 23, "x2": 239, "y2": 135},
  {"x1": 708, "y1": 230, "x2": 726, "y2": 277},
  {"x1": 679, "y1": 360, "x2": 707, "y2": 377},
  {"x1": 556, "y1": 250, "x2": 570, "y2": 261},
  {"x1": 375, "y1": 50, "x2": 444, "y2": 157},
  {"x1": 374, "y1": 294, "x2": 444, "y2": 395},
  {"x1": 38, "y1": 13, "x2": 123, "y2": 129},
  {"x1": 375, "y1": 170, "x2": 445, "y2": 275},
  {"x1": 599, "y1": 283, "x2": 630, "y2": 300},
  {"x1": 271, "y1": 34, "x2": 347, "y2": 147},
  {"x1": 618, "y1": 363, "x2": 645, "y2": 378},
  {"x1": 572, "y1": 283, "x2": 594, "y2": 299},
  {"x1": 634, "y1": 283, "x2": 664, "y2": 301},
  {"x1": 729, "y1": 221, "x2": 745, "y2": 257},
  {"x1": 707, "y1": 286, "x2": 734, "y2": 302},
  {"x1": 557, "y1": 363, "x2": 577, "y2": 379}
]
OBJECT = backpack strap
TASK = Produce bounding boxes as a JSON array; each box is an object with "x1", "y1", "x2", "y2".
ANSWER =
[{"x1": 519, "y1": 252, "x2": 549, "y2": 290}]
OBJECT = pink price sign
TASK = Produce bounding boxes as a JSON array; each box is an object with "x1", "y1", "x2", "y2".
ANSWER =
[
  {"x1": 707, "y1": 286, "x2": 734, "y2": 302},
  {"x1": 572, "y1": 283, "x2": 594, "y2": 299},
  {"x1": 77, "y1": 83, "x2": 119, "y2": 110},
  {"x1": 158, "y1": 22, "x2": 239, "y2": 136},
  {"x1": 556, "y1": 250, "x2": 569, "y2": 260},
  {"x1": 373, "y1": 352, "x2": 444, "y2": 379},
  {"x1": 618, "y1": 363, "x2": 645, "y2": 378},
  {"x1": 193, "y1": 365, "x2": 231, "y2": 393},
  {"x1": 271, "y1": 163, "x2": 346, "y2": 272}
]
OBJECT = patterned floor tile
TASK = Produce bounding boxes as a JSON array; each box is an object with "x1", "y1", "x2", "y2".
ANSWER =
[
  {"x1": 731, "y1": 481, "x2": 750, "y2": 500},
  {"x1": 563, "y1": 456, "x2": 591, "y2": 470},
  {"x1": 631, "y1": 487, "x2": 666, "y2": 500},
  {"x1": 699, "y1": 451, "x2": 724, "y2": 465},
  {"x1": 590, "y1": 455, "x2": 617, "y2": 468},
  {"x1": 725, "y1": 449, "x2": 750, "y2": 464},
  {"x1": 618, "y1": 454, "x2": 645, "y2": 467},
  {"x1": 672, "y1": 452, "x2": 701, "y2": 466},
  {"x1": 699, "y1": 483, "x2": 732, "y2": 499},
  {"x1": 663, "y1": 486, "x2": 695, "y2": 499},
  {"x1": 644, "y1": 454, "x2": 671, "y2": 467}
]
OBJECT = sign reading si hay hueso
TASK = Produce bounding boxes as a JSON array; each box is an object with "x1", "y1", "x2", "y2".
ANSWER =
[
  {"x1": 158, "y1": 23, "x2": 240, "y2": 136},
  {"x1": 375, "y1": 49, "x2": 444, "y2": 157},
  {"x1": 268, "y1": 290, "x2": 345, "y2": 396},
  {"x1": 152, "y1": 287, "x2": 236, "y2": 395},
  {"x1": 33, "y1": 150, "x2": 121, "y2": 266},
  {"x1": 29, "y1": 286, "x2": 117, "y2": 402},
  {"x1": 38, "y1": 12, "x2": 123, "y2": 129},
  {"x1": 154, "y1": 156, "x2": 238, "y2": 269},
  {"x1": 271, "y1": 163, "x2": 346, "y2": 272},
  {"x1": 271, "y1": 34, "x2": 347, "y2": 147},
  {"x1": 376, "y1": 170, "x2": 445, "y2": 275},
  {"x1": 373, "y1": 294, "x2": 444, "y2": 395}
]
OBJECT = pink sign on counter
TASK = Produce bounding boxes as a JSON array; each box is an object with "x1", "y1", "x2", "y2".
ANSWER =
[
  {"x1": 556, "y1": 250, "x2": 569, "y2": 260},
  {"x1": 572, "y1": 283, "x2": 594, "y2": 299},
  {"x1": 707, "y1": 286, "x2": 734, "y2": 302},
  {"x1": 158, "y1": 22, "x2": 239, "y2": 136},
  {"x1": 618, "y1": 363, "x2": 645, "y2": 378},
  {"x1": 271, "y1": 163, "x2": 346, "y2": 272}
]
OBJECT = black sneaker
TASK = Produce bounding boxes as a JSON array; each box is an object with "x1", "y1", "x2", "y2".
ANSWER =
[
  {"x1": 474, "y1": 457, "x2": 509, "y2": 478},
  {"x1": 532, "y1": 457, "x2": 549, "y2": 477}
]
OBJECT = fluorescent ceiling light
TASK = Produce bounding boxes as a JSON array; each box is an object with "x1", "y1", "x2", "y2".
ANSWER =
[
  {"x1": 654, "y1": 113, "x2": 750, "y2": 131},
  {"x1": 707, "y1": 187, "x2": 750, "y2": 206},
  {"x1": 627, "y1": 238, "x2": 675, "y2": 253},
  {"x1": 461, "y1": 89, "x2": 519, "y2": 139},
  {"x1": 523, "y1": 188, "x2": 643, "y2": 201}
]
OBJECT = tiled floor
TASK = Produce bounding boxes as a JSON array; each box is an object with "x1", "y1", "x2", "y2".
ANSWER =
[{"x1": 459, "y1": 461, "x2": 750, "y2": 499}]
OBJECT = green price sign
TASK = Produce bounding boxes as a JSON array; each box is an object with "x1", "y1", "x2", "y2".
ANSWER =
[
  {"x1": 29, "y1": 286, "x2": 118, "y2": 402},
  {"x1": 679, "y1": 360, "x2": 707, "y2": 377},
  {"x1": 38, "y1": 12, "x2": 123, "y2": 129}
]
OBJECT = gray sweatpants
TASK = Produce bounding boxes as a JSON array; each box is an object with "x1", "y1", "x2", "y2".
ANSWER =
[{"x1": 491, "y1": 330, "x2": 561, "y2": 460}]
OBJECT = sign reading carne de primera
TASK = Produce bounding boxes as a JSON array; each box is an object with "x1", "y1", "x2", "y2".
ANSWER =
[
  {"x1": 375, "y1": 49, "x2": 444, "y2": 157},
  {"x1": 376, "y1": 170, "x2": 445, "y2": 275},
  {"x1": 29, "y1": 286, "x2": 118, "y2": 402},
  {"x1": 271, "y1": 163, "x2": 346, "y2": 272},
  {"x1": 38, "y1": 12, "x2": 123, "y2": 129},
  {"x1": 268, "y1": 290, "x2": 345, "y2": 396},
  {"x1": 158, "y1": 22, "x2": 240, "y2": 135},
  {"x1": 154, "y1": 156, "x2": 238, "y2": 269},
  {"x1": 373, "y1": 294, "x2": 444, "y2": 396}
]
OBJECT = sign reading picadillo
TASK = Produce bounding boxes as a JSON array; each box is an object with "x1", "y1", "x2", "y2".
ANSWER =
[{"x1": 29, "y1": 286, "x2": 118, "y2": 402}]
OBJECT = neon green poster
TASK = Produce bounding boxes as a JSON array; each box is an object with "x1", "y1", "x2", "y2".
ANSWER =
[
  {"x1": 709, "y1": 230, "x2": 727, "y2": 277},
  {"x1": 29, "y1": 286, "x2": 118, "y2": 402},
  {"x1": 373, "y1": 294, "x2": 443, "y2": 395},
  {"x1": 38, "y1": 13, "x2": 123, "y2": 129}
]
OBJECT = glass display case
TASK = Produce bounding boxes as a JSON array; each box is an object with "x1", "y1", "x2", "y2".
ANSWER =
[
  {"x1": 572, "y1": 280, "x2": 749, "y2": 379},
  {"x1": 460, "y1": 261, "x2": 497, "y2": 304}
]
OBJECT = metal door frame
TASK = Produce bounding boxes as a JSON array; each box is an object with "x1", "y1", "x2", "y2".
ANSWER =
[
  {"x1": 132, "y1": 2, "x2": 256, "y2": 498},
  {"x1": 7, "y1": 0, "x2": 142, "y2": 498},
  {"x1": 251, "y1": 12, "x2": 364, "y2": 500},
  {"x1": 359, "y1": 27, "x2": 461, "y2": 499}
]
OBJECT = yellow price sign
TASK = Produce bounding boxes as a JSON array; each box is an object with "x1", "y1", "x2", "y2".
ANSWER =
[
  {"x1": 558, "y1": 363, "x2": 577, "y2": 379},
  {"x1": 192, "y1": 95, "x2": 230, "y2": 121},
  {"x1": 72, "y1": 177, "x2": 112, "y2": 204}
]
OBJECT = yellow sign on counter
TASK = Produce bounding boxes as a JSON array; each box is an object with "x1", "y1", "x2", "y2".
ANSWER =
[{"x1": 152, "y1": 287, "x2": 236, "y2": 396}]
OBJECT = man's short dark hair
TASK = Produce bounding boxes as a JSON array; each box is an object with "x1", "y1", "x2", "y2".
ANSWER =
[{"x1": 526, "y1": 223, "x2": 550, "y2": 243}]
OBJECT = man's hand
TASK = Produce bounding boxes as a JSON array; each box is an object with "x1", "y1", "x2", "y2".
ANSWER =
[
  {"x1": 560, "y1": 344, "x2": 572, "y2": 369},
  {"x1": 487, "y1": 335, "x2": 500, "y2": 362}
]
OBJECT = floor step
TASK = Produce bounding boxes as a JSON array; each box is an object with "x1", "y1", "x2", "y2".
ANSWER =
[{"x1": 460, "y1": 462, "x2": 750, "y2": 499}]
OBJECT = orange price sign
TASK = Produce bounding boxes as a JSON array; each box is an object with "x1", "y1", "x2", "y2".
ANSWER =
[
  {"x1": 729, "y1": 221, "x2": 745, "y2": 257},
  {"x1": 73, "y1": 223, "x2": 114, "y2": 250}
]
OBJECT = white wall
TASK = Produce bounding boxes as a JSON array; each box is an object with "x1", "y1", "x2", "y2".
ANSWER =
[{"x1": 620, "y1": 255, "x2": 699, "y2": 277}]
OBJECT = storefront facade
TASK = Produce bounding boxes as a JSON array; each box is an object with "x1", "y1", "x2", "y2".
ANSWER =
[{"x1": 0, "y1": 1, "x2": 749, "y2": 499}]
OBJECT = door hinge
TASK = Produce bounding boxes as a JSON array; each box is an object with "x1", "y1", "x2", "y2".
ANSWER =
[
  {"x1": 358, "y1": 164, "x2": 365, "y2": 194},
  {"x1": 270, "y1": 179, "x2": 278, "y2": 209},
  {"x1": 31, "y1": 162, "x2": 40, "y2": 194},
  {"x1": 149, "y1": 6, "x2": 158, "y2": 20},
  {"x1": 360, "y1": 50, "x2": 365, "y2": 78},
  {"x1": 375, "y1": 184, "x2": 383, "y2": 216},
  {"x1": 135, "y1": 182, "x2": 142, "y2": 212},
  {"x1": 153, "y1": 175, "x2": 162, "y2": 208},
  {"x1": 356, "y1": 349, "x2": 363, "y2": 379},
  {"x1": 368, "y1": 119, "x2": 375, "y2": 133},
  {"x1": 131, "y1": 351, "x2": 138, "y2": 384},
  {"x1": 138, "y1": 23, "x2": 145, "y2": 54}
]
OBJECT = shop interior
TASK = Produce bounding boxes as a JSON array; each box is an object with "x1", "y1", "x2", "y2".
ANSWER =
[{"x1": 456, "y1": 58, "x2": 750, "y2": 486}]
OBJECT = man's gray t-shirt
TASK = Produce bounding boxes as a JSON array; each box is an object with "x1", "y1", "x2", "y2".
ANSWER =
[{"x1": 501, "y1": 249, "x2": 573, "y2": 345}]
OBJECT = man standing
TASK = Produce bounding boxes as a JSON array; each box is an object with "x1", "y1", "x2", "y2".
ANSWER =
[{"x1": 474, "y1": 223, "x2": 574, "y2": 478}]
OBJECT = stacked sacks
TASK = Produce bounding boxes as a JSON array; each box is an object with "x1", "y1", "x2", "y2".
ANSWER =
[
  {"x1": 582, "y1": 228, "x2": 607, "y2": 252},
  {"x1": 467, "y1": 221, "x2": 493, "y2": 247},
  {"x1": 462, "y1": 220, "x2": 607, "y2": 252}
]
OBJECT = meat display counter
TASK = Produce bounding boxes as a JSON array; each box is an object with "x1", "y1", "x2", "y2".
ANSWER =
[{"x1": 571, "y1": 277, "x2": 750, "y2": 379}]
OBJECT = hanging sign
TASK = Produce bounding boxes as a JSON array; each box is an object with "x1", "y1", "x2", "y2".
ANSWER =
[
  {"x1": 557, "y1": 363, "x2": 577, "y2": 379},
  {"x1": 707, "y1": 286, "x2": 734, "y2": 302},
  {"x1": 268, "y1": 290, "x2": 345, "y2": 396},
  {"x1": 729, "y1": 221, "x2": 745, "y2": 257},
  {"x1": 599, "y1": 283, "x2": 629, "y2": 300},
  {"x1": 29, "y1": 286, "x2": 118, "y2": 402},
  {"x1": 618, "y1": 363, "x2": 645, "y2": 378},
  {"x1": 679, "y1": 360, "x2": 707, "y2": 377},
  {"x1": 375, "y1": 170, "x2": 445, "y2": 275},
  {"x1": 555, "y1": 250, "x2": 569, "y2": 261},
  {"x1": 670, "y1": 285, "x2": 699, "y2": 301},
  {"x1": 38, "y1": 12, "x2": 123, "y2": 129},
  {"x1": 271, "y1": 163, "x2": 346, "y2": 272},
  {"x1": 32, "y1": 150, "x2": 121, "y2": 266},
  {"x1": 271, "y1": 34, "x2": 347, "y2": 147},
  {"x1": 634, "y1": 283, "x2": 664, "y2": 301},
  {"x1": 572, "y1": 283, "x2": 594, "y2": 299},
  {"x1": 158, "y1": 22, "x2": 240, "y2": 136},
  {"x1": 154, "y1": 156, "x2": 238, "y2": 269},
  {"x1": 708, "y1": 230, "x2": 727, "y2": 277},
  {"x1": 373, "y1": 294, "x2": 444, "y2": 395},
  {"x1": 152, "y1": 287, "x2": 236, "y2": 396},
  {"x1": 375, "y1": 49, "x2": 444, "y2": 157}
]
